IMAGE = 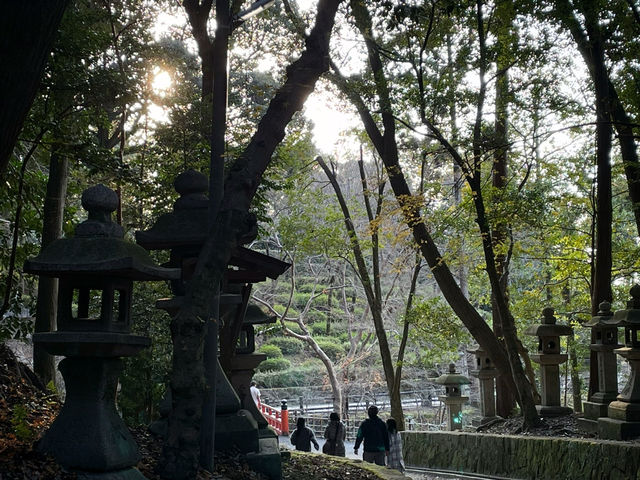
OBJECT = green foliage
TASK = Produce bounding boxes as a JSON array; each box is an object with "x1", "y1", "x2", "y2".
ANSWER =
[
  {"x1": 306, "y1": 309, "x2": 328, "y2": 324},
  {"x1": 257, "y1": 357, "x2": 291, "y2": 372},
  {"x1": 253, "y1": 365, "x2": 325, "y2": 388},
  {"x1": 119, "y1": 282, "x2": 172, "y2": 426},
  {"x1": 313, "y1": 336, "x2": 345, "y2": 361},
  {"x1": 405, "y1": 297, "x2": 471, "y2": 369},
  {"x1": 265, "y1": 336, "x2": 305, "y2": 355},
  {"x1": 310, "y1": 321, "x2": 327, "y2": 336},
  {"x1": 11, "y1": 405, "x2": 34, "y2": 442},
  {"x1": 258, "y1": 344, "x2": 283, "y2": 359}
]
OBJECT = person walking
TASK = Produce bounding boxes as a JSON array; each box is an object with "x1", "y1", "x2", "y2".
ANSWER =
[
  {"x1": 386, "y1": 418, "x2": 405, "y2": 472},
  {"x1": 250, "y1": 381, "x2": 261, "y2": 407},
  {"x1": 353, "y1": 405, "x2": 389, "y2": 466},
  {"x1": 322, "y1": 412, "x2": 346, "y2": 456},
  {"x1": 290, "y1": 417, "x2": 320, "y2": 452}
]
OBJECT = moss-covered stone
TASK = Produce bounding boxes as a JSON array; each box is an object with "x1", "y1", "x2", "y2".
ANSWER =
[{"x1": 403, "y1": 431, "x2": 640, "y2": 480}]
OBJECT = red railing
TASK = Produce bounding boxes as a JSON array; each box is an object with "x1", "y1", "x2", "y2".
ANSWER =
[{"x1": 259, "y1": 400, "x2": 289, "y2": 435}]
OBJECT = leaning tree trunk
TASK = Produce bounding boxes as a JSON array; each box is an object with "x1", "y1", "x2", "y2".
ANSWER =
[
  {"x1": 0, "y1": 0, "x2": 69, "y2": 177},
  {"x1": 34, "y1": 145, "x2": 68, "y2": 386},
  {"x1": 159, "y1": 2, "x2": 343, "y2": 478}
]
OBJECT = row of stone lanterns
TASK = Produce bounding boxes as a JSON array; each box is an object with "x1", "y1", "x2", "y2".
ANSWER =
[{"x1": 26, "y1": 174, "x2": 290, "y2": 479}]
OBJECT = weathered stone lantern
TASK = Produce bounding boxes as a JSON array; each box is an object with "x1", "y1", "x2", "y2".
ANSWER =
[
  {"x1": 468, "y1": 345, "x2": 499, "y2": 426},
  {"x1": 525, "y1": 307, "x2": 573, "y2": 416},
  {"x1": 599, "y1": 286, "x2": 640, "y2": 440},
  {"x1": 25, "y1": 185, "x2": 179, "y2": 479},
  {"x1": 136, "y1": 170, "x2": 288, "y2": 479},
  {"x1": 579, "y1": 301, "x2": 619, "y2": 432},
  {"x1": 435, "y1": 363, "x2": 470, "y2": 431}
]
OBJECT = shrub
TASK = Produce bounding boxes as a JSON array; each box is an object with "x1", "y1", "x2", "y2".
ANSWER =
[
  {"x1": 258, "y1": 344, "x2": 283, "y2": 359},
  {"x1": 314, "y1": 336, "x2": 345, "y2": 361},
  {"x1": 267, "y1": 337, "x2": 305, "y2": 355},
  {"x1": 306, "y1": 310, "x2": 327, "y2": 323},
  {"x1": 257, "y1": 357, "x2": 291, "y2": 372},
  {"x1": 283, "y1": 321, "x2": 304, "y2": 335},
  {"x1": 254, "y1": 365, "x2": 324, "y2": 388},
  {"x1": 311, "y1": 321, "x2": 327, "y2": 336}
]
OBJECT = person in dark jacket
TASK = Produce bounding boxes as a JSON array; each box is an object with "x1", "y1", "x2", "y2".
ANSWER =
[
  {"x1": 290, "y1": 417, "x2": 319, "y2": 452},
  {"x1": 353, "y1": 405, "x2": 389, "y2": 465},
  {"x1": 323, "y1": 412, "x2": 346, "y2": 456}
]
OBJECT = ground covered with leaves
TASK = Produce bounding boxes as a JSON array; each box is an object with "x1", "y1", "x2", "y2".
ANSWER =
[{"x1": 0, "y1": 344, "x2": 385, "y2": 480}]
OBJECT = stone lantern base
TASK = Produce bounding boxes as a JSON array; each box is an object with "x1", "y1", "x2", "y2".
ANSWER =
[
  {"x1": 37, "y1": 356, "x2": 146, "y2": 479},
  {"x1": 536, "y1": 405, "x2": 573, "y2": 417},
  {"x1": 598, "y1": 401, "x2": 640, "y2": 440}
]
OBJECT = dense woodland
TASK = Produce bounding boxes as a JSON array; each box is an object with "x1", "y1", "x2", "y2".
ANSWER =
[{"x1": 1, "y1": 0, "x2": 640, "y2": 479}]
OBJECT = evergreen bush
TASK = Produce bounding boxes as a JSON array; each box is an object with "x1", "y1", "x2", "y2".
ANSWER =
[
  {"x1": 258, "y1": 344, "x2": 283, "y2": 359},
  {"x1": 257, "y1": 357, "x2": 291, "y2": 372},
  {"x1": 267, "y1": 336, "x2": 305, "y2": 354}
]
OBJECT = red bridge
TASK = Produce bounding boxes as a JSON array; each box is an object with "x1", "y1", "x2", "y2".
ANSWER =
[{"x1": 259, "y1": 400, "x2": 289, "y2": 435}]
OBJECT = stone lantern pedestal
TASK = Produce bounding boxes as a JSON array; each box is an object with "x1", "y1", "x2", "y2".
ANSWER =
[
  {"x1": 599, "y1": 286, "x2": 640, "y2": 440},
  {"x1": 525, "y1": 307, "x2": 573, "y2": 417},
  {"x1": 468, "y1": 345, "x2": 500, "y2": 426},
  {"x1": 435, "y1": 364, "x2": 470, "y2": 431},
  {"x1": 578, "y1": 302, "x2": 619, "y2": 433},
  {"x1": 25, "y1": 185, "x2": 178, "y2": 479}
]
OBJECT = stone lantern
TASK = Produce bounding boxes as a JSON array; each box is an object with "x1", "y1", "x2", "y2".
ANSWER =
[
  {"x1": 136, "y1": 170, "x2": 288, "y2": 479},
  {"x1": 599, "y1": 285, "x2": 640, "y2": 440},
  {"x1": 525, "y1": 307, "x2": 573, "y2": 416},
  {"x1": 579, "y1": 301, "x2": 619, "y2": 432},
  {"x1": 435, "y1": 363, "x2": 470, "y2": 431},
  {"x1": 24, "y1": 185, "x2": 179, "y2": 479},
  {"x1": 468, "y1": 345, "x2": 499, "y2": 426}
]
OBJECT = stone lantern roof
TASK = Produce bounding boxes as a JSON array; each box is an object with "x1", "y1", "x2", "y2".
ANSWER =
[
  {"x1": 613, "y1": 285, "x2": 640, "y2": 328},
  {"x1": 25, "y1": 184, "x2": 179, "y2": 281},
  {"x1": 243, "y1": 304, "x2": 276, "y2": 325},
  {"x1": 525, "y1": 307, "x2": 573, "y2": 337},
  {"x1": 435, "y1": 363, "x2": 471, "y2": 387},
  {"x1": 585, "y1": 301, "x2": 616, "y2": 328}
]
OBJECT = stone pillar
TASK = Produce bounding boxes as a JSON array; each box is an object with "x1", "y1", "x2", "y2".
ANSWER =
[
  {"x1": 579, "y1": 301, "x2": 619, "y2": 432},
  {"x1": 435, "y1": 364, "x2": 470, "y2": 431},
  {"x1": 468, "y1": 345, "x2": 499, "y2": 426},
  {"x1": 525, "y1": 307, "x2": 573, "y2": 417},
  {"x1": 599, "y1": 286, "x2": 640, "y2": 440}
]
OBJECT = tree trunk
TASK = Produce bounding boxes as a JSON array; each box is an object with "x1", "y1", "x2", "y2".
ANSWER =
[
  {"x1": 159, "y1": 2, "x2": 342, "y2": 477},
  {"x1": 0, "y1": 0, "x2": 69, "y2": 177},
  {"x1": 34, "y1": 146, "x2": 68, "y2": 386}
]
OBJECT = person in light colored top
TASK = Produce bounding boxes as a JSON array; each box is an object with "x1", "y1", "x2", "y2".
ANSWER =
[
  {"x1": 250, "y1": 381, "x2": 261, "y2": 406},
  {"x1": 386, "y1": 418, "x2": 404, "y2": 472}
]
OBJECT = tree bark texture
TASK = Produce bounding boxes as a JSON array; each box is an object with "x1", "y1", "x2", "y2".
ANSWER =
[
  {"x1": 159, "y1": 2, "x2": 342, "y2": 477},
  {"x1": 34, "y1": 146, "x2": 68, "y2": 385},
  {"x1": 0, "y1": 0, "x2": 69, "y2": 177}
]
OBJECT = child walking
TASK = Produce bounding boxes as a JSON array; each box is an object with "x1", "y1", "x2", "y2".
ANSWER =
[{"x1": 386, "y1": 418, "x2": 405, "y2": 472}]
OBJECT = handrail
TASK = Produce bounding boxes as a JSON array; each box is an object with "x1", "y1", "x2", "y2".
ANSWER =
[{"x1": 259, "y1": 400, "x2": 289, "y2": 435}]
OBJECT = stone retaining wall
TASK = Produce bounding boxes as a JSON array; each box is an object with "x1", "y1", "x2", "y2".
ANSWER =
[{"x1": 402, "y1": 431, "x2": 640, "y2": 480}]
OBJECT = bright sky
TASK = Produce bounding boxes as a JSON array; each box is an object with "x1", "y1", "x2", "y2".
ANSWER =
[{"x1": 150, "y1": 2, "x2": 357, "y2": 154}]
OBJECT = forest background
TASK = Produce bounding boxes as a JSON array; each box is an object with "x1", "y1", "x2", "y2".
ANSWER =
[{"x1": 1, "y1": 0, "x2": 640, "y2": 475}]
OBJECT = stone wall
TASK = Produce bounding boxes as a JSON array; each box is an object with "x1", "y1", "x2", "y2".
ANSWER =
[{"x1": 402, "y1": 431, "x2": 640, "y2": 480}]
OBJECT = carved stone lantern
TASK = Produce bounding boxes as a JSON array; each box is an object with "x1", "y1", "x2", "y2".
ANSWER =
[
  {"x1": 24, "y1": 185, "x2": 179, "y2": 479},
  {"x1": 136, "y1": 170, "x2": 288, "y2": 479},
  {"x1": 599, "y1": 286, "x2": 640, "y2": 440},
  {"x1": 435, "y1": 363, "x2": 470, "y2": 431},
  {"x1": 579, "y1": 301, "x2": 619, "y2": 432},
  {"x1": 468, "y1": 345, "x2": 499, "y2": 426},
  {"x1": 525, "y1": 307, "x2": 573, "y2": 416}
]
